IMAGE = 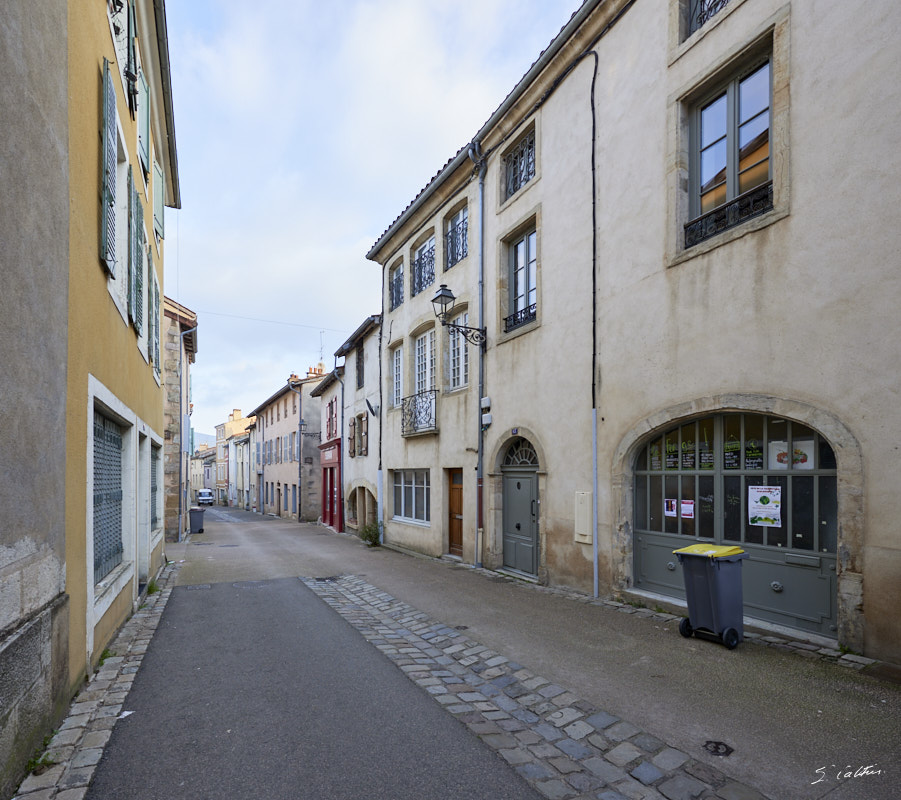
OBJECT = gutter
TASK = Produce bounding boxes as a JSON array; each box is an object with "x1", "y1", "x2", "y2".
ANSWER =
[{"x1": 153, "y1": 0, "x2": 181, "y2": 208}]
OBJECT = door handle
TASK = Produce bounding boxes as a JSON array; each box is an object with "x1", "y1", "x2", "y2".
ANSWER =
[{"x1": 531, "y1": 500, "x2": 537, "y2": 518}]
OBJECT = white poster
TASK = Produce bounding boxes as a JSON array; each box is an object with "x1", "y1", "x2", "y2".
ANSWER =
[
  {"x1": 748, "y1": 486, "x2": 782, "y2": 527},
  {"x1": 681, "y1": 500, "x2": 695, "y2": 520},
  {"x1": 664, "y1": 499, "x2": 677, "y2": 518},
  {"x1": 768, "y1": 439, "x2": 815, "y2": 470}
]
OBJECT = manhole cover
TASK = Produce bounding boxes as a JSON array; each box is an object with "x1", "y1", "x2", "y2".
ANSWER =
[{"x1": 704, "y1": 741, "x2": 734, "y2": 757}]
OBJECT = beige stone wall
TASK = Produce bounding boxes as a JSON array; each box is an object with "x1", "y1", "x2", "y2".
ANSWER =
[{"x1": 371, "y1": 0, "x2": 901, "y2": 659}]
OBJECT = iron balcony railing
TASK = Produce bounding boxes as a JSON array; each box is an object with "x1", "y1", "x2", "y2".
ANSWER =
[
  {"x1": 504, "y1": 302, "x2": 537, "y2": 333},
  {"x1": 445, "y1": 217, "x2": 468, "y2": 269},
  {"x1": 401, "y1": 389, "x2": 438, "y2": 436},
  {"x1": 685, "y1": 0, "x2": 731, "y2": 37},
  {"x1": 411, "y1": 243, "x2": 436, "y2": 297},
  {"x1": 684, "y1": 181, "x2": 773, "y2": 249},
  {"x1": 504, "y1": 130, "x2": 536, "y2": 200},
  {"x1": 389, "y1": 267, "x2": 404, "y2": 310}
]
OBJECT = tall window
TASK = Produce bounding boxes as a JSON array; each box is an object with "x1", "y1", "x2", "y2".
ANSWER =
[
  {"x1": 450, "y1": 311, "x2": 469, "y2": 389},
  {"x1": 505, "y1": 229, "x2": 537, "y2": 332},
  {"x1": 392, "y1": 346, "x2": 403, "y2": 407},
  {"x1": 411, "y1": 236, "x2": 436, "y2": 297},
  {"x1": 356, "y1": 343, "x2": 364, "y2": 389},
  {"x1": 415, "y1": 330, "x2": 436, "y2": 393},
  {"x1": 687, "y1": 60, "x2": 772, "y2": 247},
  {"x1": 445, "y1": 207, "x2": 468, "y2": 269},
  {"x1": 393, "y1": 470, "x2": 430, "y2": 522},
  {"x1": 94, "y1": 411, "x2": 124, "y2": 583},
  {"x1": 389, "y1": 261, "x2": 404, "y2": 310},
  {"x1": 504, "y1": 129, "x2": 536, "y2": 200}
]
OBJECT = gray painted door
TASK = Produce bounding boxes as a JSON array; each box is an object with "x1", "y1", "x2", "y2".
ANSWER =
[{"x1": 502, "y1": 472, "x2": 538, "y2": 575}]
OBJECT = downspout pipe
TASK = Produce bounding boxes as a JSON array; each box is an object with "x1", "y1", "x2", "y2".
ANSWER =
[
  {"x1": 468, "y1": 141, "x2": 486, "y2": 569},
  {"x1": 176, "y1": 325, "x2": 195, "y2": 542},
  {"x1": 334, "y1": 359, "x2": 346, "y2": 533}
]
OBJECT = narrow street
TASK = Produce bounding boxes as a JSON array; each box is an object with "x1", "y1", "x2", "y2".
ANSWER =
[{"x1": 26, "y1": 509, "x2": 900, "y2": 800}]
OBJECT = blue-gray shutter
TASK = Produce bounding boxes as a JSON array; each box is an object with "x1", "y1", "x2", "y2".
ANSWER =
[
  {"x1": 137, "y1": 68, "x2": 150, "y2": 174},
  {"x1": 100, "y1": 59, "x2": 117, "y2": 275},
  {"x1": 132, "y1": 177, "x2": 145, "y2": 336},
  {"x1": 127, "y1": 165, "x2": 136, "y2": 322},
  {"x1": 153, "y1": 281, "x2": 161, "y2": 376},
  {"x1": 126, "y1": 0, "x2": 138, "y2": 116},
  {"x1": 153, "y1": 159, "x2": 165, "y2": 238}
]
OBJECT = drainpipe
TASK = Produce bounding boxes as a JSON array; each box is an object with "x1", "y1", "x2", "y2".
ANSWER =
[
  {"x1": 287, "y1": 378, "x2": 304, "y2": 521},
  {"x1": 468, "y1": 141, "x2": 487, "y2": 569},
  {"x1": 176, "y1": 325, "x2": 195, "y2": 542}
]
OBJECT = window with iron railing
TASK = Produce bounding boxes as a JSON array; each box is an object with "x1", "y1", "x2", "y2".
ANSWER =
[
  {"x1": 401, "y1": 390, "x2": 438, "y2": 436},
  {"x1": 504, "y1": 129, "x2": 536, "y2": 200},
  {"x1": 685, "y1": 0, "x2": 732, "y2": 38},
  {"x1": 445, "y1": 207, "x2": 468, "y2": 269},
  {"x1": 389, "y1": 262, "x2": 404, "y2": 310},
  {"x1": 411, "y1": 237, "x2": 436, "y2": 297},
  {"x1": 504, "y1": 229, "x2": 538, "y2": 332}
]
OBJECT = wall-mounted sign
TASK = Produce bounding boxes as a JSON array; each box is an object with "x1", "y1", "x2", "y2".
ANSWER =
[{"x1": 749, "y1": 485, "x2": 782, "y2": 527}]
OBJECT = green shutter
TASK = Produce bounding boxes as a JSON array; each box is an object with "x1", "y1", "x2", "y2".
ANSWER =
[
  {"x1": 154, "y1": 281, "x2": 161, "y2": 375},
  {"x1": 127, "y1": 165, "x2": 136, "y2": 321},
  {"x1": 137, "y1": 68, "x2": 150, "y2": 174},
  {"x1": 100, "y1": 59, "x2": 117, "y2": 275},
  {"x1": 153, "y1": 159, "x2": 165, "y2": 238}
]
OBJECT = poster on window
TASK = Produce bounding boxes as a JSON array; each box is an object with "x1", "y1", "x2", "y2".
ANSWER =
[
  {"x1": 768, "y1": 439, "x2": 815, "y2": 470},
  {"x1": 664, "y1": 499, "x2": 677, "y2": 518},
  {"x1": 748, "y1": 486, "x2": 782, "y2": 527},
  {"x1": 680, "y1": 500, "x2": 695, "y2": 520}
]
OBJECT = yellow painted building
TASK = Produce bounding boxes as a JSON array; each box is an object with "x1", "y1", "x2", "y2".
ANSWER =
[{"x1": 65, "y1": 0, "x2": 180, "y2": 693}]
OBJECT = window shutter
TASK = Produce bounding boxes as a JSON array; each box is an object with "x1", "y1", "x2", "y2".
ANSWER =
[
  {"x1": 153, "y1": 281, "x2": 161, "y2": 376},
  {"x1": 153, "y1": 159, "x2": 165, "y2": 238},
  {"x1": 127, "y1": 166, "x2": 136, "y2": 322},
  {"x1": 361, "y1": 414, "x2": 368, "y2": 456},
  {"x1": 137, "y1": 68, "x2": 150, "y2": 173},
  {"x1": 349, "y1": 418, "x2": 356, "y2": 458},
  {"x1": 126, "y1": 0, "x2": 138, "y2": 116},
  {"x1": 100, "y1": 59, "x2": 117, "y2": 275}
]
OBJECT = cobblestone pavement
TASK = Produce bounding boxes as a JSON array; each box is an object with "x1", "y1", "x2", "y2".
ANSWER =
[
  {"x1": 12, "y1": 554, "x2": 881, "y2": 800},
  {"x1": 302, "y1": 575, "x2": 767, "y2": 800}
]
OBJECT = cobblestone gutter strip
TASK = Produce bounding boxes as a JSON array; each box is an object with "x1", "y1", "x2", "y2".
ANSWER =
[
  {"x1": 302, "y1": 575, "x2": 770, "y2": 800},
  {"x1": 14, "y1": 562, "x2": 182, "y2": 800}
]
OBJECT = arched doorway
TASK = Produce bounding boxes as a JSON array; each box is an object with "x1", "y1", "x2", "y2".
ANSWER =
[
  {"x1": 501, "y1": 437, "x2": 540, "y2": 576},
  {"x1": 632, "y1": 412, "x2": 839, "y2": 636}
]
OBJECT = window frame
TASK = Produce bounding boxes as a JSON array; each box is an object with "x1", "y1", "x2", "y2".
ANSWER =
[
  {"x1": 445, "y1": 205, "x2": 468, "y2": 270},
  {"x1": 503, "y1": 127, "x2": 536, "y2": 202},
  {"x1": 688, "y1": 56, "x2": 772, "y2": 222},
  {"x1": 392, "y1": 469, "x2": 431, "y2": 523},
  {"x1": 449, "y1": 310, "x2": 470, "y2": 390},
  {"x1": 505, "y1": 227, "x2": 538, "y2": 333},
  {"x1": 411, "y1": 235, "x2": 436, "y2": 297},
  {"x1": 389, "y1": 260, "x2": 404, "y2": 311},
  {"x1": 392, "y1": 345, "x2": 403, "y2": 407}
]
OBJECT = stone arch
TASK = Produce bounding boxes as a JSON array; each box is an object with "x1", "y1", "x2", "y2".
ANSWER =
[{"x1": 610, "y1": 393, "x2": 864, "y2": 649}]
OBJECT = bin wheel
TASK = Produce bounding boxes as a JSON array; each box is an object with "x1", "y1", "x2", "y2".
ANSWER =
[
  {"x1": 679, "y1": 618, "x2": 693, "y2": 638},
  {"x1": 722, "y1": 628, "x2": 739, "y2": 650},
  {"x1": 198, "y1": 528, "x2": 204, "y2": 533}
]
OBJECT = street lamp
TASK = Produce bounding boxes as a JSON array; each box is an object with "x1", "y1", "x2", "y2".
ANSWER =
[{"x1": 431, "y1": 284, "x2": 487, "y2": 349}]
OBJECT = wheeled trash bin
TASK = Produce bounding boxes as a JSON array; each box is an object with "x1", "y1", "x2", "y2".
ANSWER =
[
  {"x1": 189, "y1": 506, "x2": 205, "y2": 534},
  {"x1": 674, "y1": 544, "x2": 747, "y2": 649}
]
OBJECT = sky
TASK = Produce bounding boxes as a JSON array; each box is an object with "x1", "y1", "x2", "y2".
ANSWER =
[{"x1": 163, "y1": 0, "x2": 583, "y2": 436}]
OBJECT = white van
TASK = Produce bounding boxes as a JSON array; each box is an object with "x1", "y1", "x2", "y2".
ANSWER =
[{"x1": 197, "y1": 488, "x2": 214, "y2": 506}]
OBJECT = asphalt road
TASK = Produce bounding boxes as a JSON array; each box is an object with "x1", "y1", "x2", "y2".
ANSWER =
[
  {"x1": 97, "y1": 508, "x2": 900, "y2": 799},
  {"x1": 85, "y1": 573, "x2": 543, "y2": 800}
]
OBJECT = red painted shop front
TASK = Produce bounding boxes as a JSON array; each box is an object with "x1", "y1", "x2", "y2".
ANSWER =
[{"x1": 319, "y1": 440, "x2": 342, "y2": 532}]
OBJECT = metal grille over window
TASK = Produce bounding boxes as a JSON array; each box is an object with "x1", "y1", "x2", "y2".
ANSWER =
[
  {"x1": 401, "y1": 390, "x2": 438, "y2": 436},
  {"x1": 150, "y1": 447, "x2": 159, "y2": 527},
  {"x1": 504, "y1": 130, "x2": 536, "y2": 200},
  {"x1": 685, "y1": 0, "x2": 732, "y2": 36},
  {"x1": 93, "y1": 412, "x2": 124, "y2": 583},
  {"x1": 445, "y1": 208, "x2": 468, "y2": 269},
  {"x1": 411, "y1": 238, "x2": 436, "y2": 297}
]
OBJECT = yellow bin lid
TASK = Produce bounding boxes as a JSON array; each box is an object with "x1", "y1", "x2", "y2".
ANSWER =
[{"x1": 673, "y1": 544, "x2": 745, "y2": 558}]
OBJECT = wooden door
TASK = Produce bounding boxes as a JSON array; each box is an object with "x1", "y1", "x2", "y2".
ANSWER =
[{"x1": 448, "y1": 469, "x2": 463, "y2": 557}]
